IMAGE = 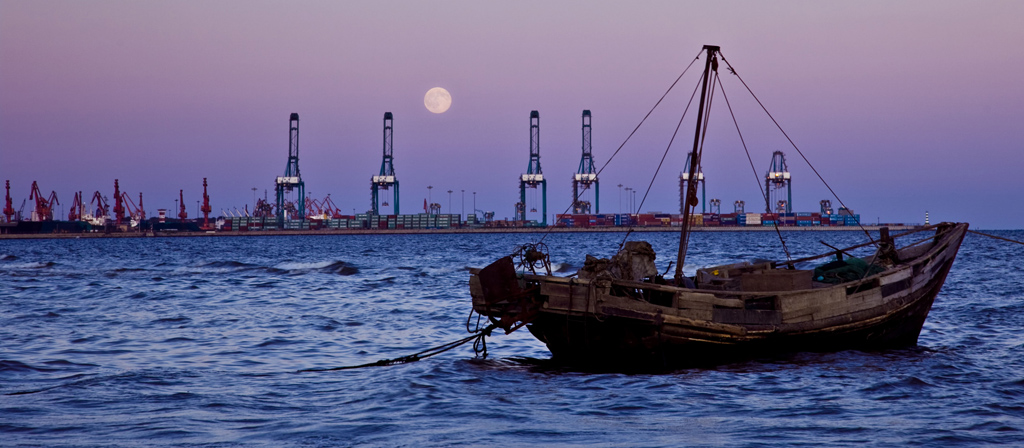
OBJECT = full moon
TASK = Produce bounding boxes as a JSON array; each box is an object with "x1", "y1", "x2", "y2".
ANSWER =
[{"x1": 424, "y1": 87, "x2": 452, "y2": 114}]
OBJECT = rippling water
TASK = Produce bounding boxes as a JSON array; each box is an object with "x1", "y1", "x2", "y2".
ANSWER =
[{"x1": 2, "y1": 230, "x2": 1023, "y2": 447}]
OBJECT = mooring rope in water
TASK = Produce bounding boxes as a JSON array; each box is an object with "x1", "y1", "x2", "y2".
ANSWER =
[
  {"x1": 968, "y1": 230, "x2": 1024, "y2": 246},
  {"x1": 297, "y1": 324, "x2": 497, "y2": 373}
]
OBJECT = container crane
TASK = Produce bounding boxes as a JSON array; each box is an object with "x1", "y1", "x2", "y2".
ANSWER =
[
  {"x1": 765, "y1": 151, "x2": 792, "y2": 214},
  {"x1": 709, "y1": 198, "x2": 721, "y2": 215},
  {"x1": 679, "y1": 152, "x2": 706, "y2": 214},
  {"x1": 88, "y1": 191, "x2": 108, "y2": 226},
  {"x1": 371, "y1": 112, "x2": 399, "y2": 215},
  {"x1": 305, "y1": 196, "x2": 325, "y2": 219},
  {"x1": 776, "y1": 200, "x2": 788, "y2": 214},
  {"x1": 121, "y1": 192, "x2": 145, "y2": 226},
  {"x1": 275, "y1": 113, "x2": 305, "y2": 226},
  {"x1": 517, "y1": 110, "x2": 546, "y2": 225},
  {"x1": 734, "y1": 200, "x2": 745, "y2": 214},
  {"x1": 28, "y1": 181, "x2": 58, "y2": 221},
  {"x1": 254, "y1": 198, "x2": 274, "y2": 218},
  {"x1": 68, "y1": 192, "x2": 83, "y2": 221},
  {"x1": 322, "y1": 195, "x2": 343, "y2": 219},
  {"x1": 178, "y1": 190, "x2": 187, "y2": 222},
  {"x1": 572, "y1": 110, "x2": 598, "y2": 214},
  {"x1": 820, "y1": 199, "x2": 833, "y2": 215},
  {"x1": 3, "y1": 181, "x2": 14, "y2": 222},
  {"x1": 138, "y1": 192, "x2": 145, "y2": 221},
  {"x1": 112, "y1": 180, "x2": 125, "y2": 226},
  {"x1": 201, "y1": 178, "x2": 212, "y2": 229}
]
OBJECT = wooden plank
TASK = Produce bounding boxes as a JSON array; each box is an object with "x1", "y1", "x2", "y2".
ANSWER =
[
  {"x1": 596, "y1": 292, "x2": 748, "y2": 336},
  {"x1": 676, "y1": 291, "x2": 741, "y2": 308},
  {"x1": 880, "y1": 267, "x2": 912, "y2": 285},
  {"x1": 739, "y1": 270, "x2": 813, "y2": 291},
  {"x1": 469, "y1": 275, "x2": 483, "y2": 298},
  {"x1": 713, "y1": 309, "x2": 782, "y2": 325},
  {"x1": 674, "y1": 295, "x2": 713, "y2": 311},
  {"x1": 540, "y1": 281, "x2": 590, "y2": 299},
  {"x1": 677, "y1": 308, "x2": 714, "y2": 321},
  {"x1": 778, "y1": 287, "x2": 845, "y2": 317},
  {"x1": 783, "y1": 311, "x2": 816, "y2": 324}
]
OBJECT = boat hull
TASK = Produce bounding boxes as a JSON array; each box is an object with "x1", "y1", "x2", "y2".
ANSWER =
[
  {"x1": 471, "y1": 223, "x2": 967, "y2": 368},
  {"x1": 526, "y1": 253, "x2": 952, "y2": 366}
]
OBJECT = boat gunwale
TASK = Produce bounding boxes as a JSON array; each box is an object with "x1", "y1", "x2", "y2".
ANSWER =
[{"x1": 501, "y1": 223, "x2": 967, "y2": 300}]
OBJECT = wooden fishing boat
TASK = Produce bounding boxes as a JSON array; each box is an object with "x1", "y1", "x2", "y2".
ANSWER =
[
  {"x1": 470, "y1": 222, "x2": 967, "y2": 366},
  {"x1": 468, "y1": 45, "x2": 969, "y2": 367}
]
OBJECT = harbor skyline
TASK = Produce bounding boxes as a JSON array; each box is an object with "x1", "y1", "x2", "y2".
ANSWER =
[{"x1": 2, "y1": 1, "x2": 1022, "y2": 228}]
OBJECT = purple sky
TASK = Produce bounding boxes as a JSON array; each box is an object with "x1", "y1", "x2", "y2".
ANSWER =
[{"x1": 2, "y1": 1, "x2": 1022, "y2": 228}]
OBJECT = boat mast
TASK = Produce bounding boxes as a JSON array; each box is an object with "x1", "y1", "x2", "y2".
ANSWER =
[{"x1": 675, "y1": 45, "x2": 719, "y2": 284}]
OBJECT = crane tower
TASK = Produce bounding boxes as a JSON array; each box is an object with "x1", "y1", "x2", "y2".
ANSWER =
[
  {"x1": 734, "y1": 200, "x2": 745, "y2": 214},
  {"x1": 765, "y1": 151, "x2": 792, "y2": 214},
  {"x1": 517, "y1": 110, "x2": 546, "y2": 225},
  {"x1": 3, "y1": 181, "x2": 14, "y2": 222},
  {"x1": 202, "y1": 178, "x2": 212, "y2": 229},
  {"x1": 275, "y1": 113, "x2": 305, "y2": 226},
  {"x1": 113, "y1": 179, "x2": 125, "y2": 226},
  {"x1": 371, "y1": 112, "x2": 399, "y2": 215},
  {"x1": 820, "y1": 199, "x2": 833, "y2": 215},
  {"x1": 572, "y1": 110, "x2": 599, "y2": 214},
  {"x1": 679, "y1": 152, "x2": 706, "y2": 213}
]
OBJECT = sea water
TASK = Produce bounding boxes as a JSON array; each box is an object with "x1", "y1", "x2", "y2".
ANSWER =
[{"x1": 2, "y1": 230, "x2": 1022, "y2": 447}]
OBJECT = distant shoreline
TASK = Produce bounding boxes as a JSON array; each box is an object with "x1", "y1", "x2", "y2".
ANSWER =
[{"x1": 0, "y1": 225, "x2": 919, "y2": 240}]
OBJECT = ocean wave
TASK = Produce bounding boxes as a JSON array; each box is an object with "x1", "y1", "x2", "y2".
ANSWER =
[
  {"x1": 1, "y1": 261, "x2": 56, "y2": 269},
  {"x1": 198, "y1": 260, "x2": 260, "y2": 269},
  {"x1": 553, "y1": 262, "x2": 575, "y2": 273}
]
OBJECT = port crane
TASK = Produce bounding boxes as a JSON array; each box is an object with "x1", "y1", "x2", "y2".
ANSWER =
[
  {"x1": 321, "y1": 195, "x2": 344, "y2": 219},
  {"x1": 371, "y1": 112, "x2": 399, "y2": 215},
  {"x1": 28, "y1": 181, "x2": 58, "y2": 221},
  {"x1": 68, "y1": 192, "x2": 83, "y2": 221},
  {"x1": 201, "y1": 178, "x2": 212, "y2": 229},
  {"x1": 177, "y1": 190, "x2": 187, "y2": 221},
  {"x1": 113, "y1": 180, "x2": 125, "y2": 226},
  {"x1": 89, "y1": 191, "x2": 108, "y2": 225},
  {"x1": 254, "y1": 198, "x2": 274, "y2": 218},
  {"x1": 820, "y1": 199, "x2": 833, "y2": 215},
  {"x1": 679, "y1": 152, "x2": 706, "y2": 214},
  {"x1": 121, "y1": 192, "x2": 145, "y2": 226},
  {"x1": 765, "y1": 151, "x2": 792, "y2": 214},
  {"x1": 3, "y1": 180, "x2": 15, "y2": 222},
  {"x1": 517, "y1": 110, "x2": 546, "y2": 225},
  {"x1": 275, "y1": 113, "x2": 305, "y2": 226},
  {"x1": 572, "y1": 110, "x2": 599, "y2": 214},
  {"x1": 305, "y1": 196, "x2": 326, "y2": 219}
]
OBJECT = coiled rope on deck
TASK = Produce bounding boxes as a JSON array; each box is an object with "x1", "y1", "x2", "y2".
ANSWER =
[{"x1": 297, "y1": 324, "x2": 496, "y2": 373}]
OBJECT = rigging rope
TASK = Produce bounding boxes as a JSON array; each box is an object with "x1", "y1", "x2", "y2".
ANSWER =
[
  {"x1": 968, "y1": 229, "x2": 1024, "y2": 246},
  {"x1": 716, "y1": 74, "x2": 794, "y2": 263},
  {"x1": 297, "y1": 324, "x2": 496, "y2": 373},
  {"x1": 718, "y1": 52, "x2": 877, "y2": 249},
  {"x1": 619, "y1": 69, "x2": 705, "y2": 248},
  {"x1": 536, "y1": 48, "x2": 706, "y2": 246}
]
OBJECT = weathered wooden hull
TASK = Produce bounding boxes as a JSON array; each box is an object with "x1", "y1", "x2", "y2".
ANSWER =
[{"x1": 470, "y1": 223, "x2": 967, "y2": 368}]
